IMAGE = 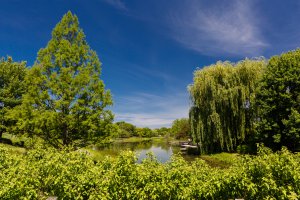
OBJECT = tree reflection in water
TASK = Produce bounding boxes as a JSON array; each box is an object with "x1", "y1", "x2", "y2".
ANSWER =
[{"x1": 92, "y1": 140, "x2": 198, "y2": 163}]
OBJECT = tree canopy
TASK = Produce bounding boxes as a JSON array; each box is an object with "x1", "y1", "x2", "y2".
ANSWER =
[
  {"x1": 255, "y1": 49, "x2": 300, "y2": 151},
  {"x1": 189, "y1": 59, "x2": 266, "y2": 154},
  {"x1": 171, "y1": 118, "x2": 190, "y2": 139},
  {"x1": 0, "y1": 57, "x2": 26, "y2": 139},
  {"x1": 116, "y1": 121, "x2": 137, "y2": 138},
  {"x1": 10, "y1": 12, "x2": 113, "y2": 147},
  {"x1": 155, "y1": 127, "x2": 170, "y2": 137},
  {"x1": 135, "y1": 127, "x2": 154, "y2": 137}
]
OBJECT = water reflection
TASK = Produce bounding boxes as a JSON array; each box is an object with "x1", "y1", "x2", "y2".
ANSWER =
[
  {"x1": 137, "y1": 145, "x2": 173, "y2": 163},
  {"x1": 93, "y1": 140, "x2": 197, "y2": 163}
]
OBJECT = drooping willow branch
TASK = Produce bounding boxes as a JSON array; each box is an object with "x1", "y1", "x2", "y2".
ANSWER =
[{"x1": 188, "y1": 59, "x2": 266, "y2": 154}]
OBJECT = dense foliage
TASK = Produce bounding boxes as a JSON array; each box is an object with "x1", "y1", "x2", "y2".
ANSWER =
[
  {"x1": 256, "y1": 49, "x2": 300, "y2": 151},
  {"x1": 0, "y1": 144, "x2": 299, "y2": 199},
  {"x1": 9, "y1": 12, "x2": 113, "y2": 147},
  {"x1": 154, "y1": 127, "x2": 171, "y2": 137},
  {"x1": 189, "y1": 59, "x2": 266, "y2": 154},
  {"x1": 116, "y1": 121, "x2": 137, "y2": 138},
  {"x1": 171, "y1": 118, "x2": 191, "y2": 139},
  {"x1": 135, "y1": 127, "x2": 156, "y2": 137},
  {"x1": 0, "y1": 57, "x2": 27, "y2": 140}
]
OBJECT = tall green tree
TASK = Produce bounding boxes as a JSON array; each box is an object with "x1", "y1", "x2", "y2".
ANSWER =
[
  {"x1": 0, "y1": 57, "x2": 26, "y2": 140},
  {"x1": 12, "y1": 12, "x2": 113, "y2": 147},
  {"x1": 171, "y1": 118, "x2": 190, "y2": 139},
  {"x1": 189, "y1": 59, "x2": 266, "y2": 154},
  {"x1": 256, "y1": 49, "x2": 300, "y2": 151}
]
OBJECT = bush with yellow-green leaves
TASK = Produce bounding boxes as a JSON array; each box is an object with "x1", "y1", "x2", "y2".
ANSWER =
[{"x1": 0, "y1": 144, "x2": 299, "y2": 199}]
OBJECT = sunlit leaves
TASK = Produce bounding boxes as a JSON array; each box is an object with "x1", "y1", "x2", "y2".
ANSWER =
[
  {"x1": 0, "y1": 145, "x2": 299, "y2": 199},
  {"x1": 171, "y1": 118, "x2": 190, "y2": 139},
  {"x1": 256, "y1": 49, "x2": 300, "y2": 151},
  {"x1": 189, "y1": 59, "x2": 266, "y2": 154},
  {"x1": 0, "y1": 57, "x2": 26, "y2": 138},
  {"x1": 11, "y1": 12, "x2": 113, "y2": 147}
]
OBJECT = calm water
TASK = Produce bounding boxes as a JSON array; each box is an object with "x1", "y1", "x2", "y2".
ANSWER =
[{"x1": 92, "y1": 140, "x2": 197, "y2": 163}]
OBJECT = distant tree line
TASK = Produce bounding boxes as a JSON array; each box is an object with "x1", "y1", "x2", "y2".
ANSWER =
[
  {"x1": 189, "y1": 50, "x2": 300, "y2": 153},
  {"x1": 113, "y1": 119, "x2": 190, "y2": 139},
  {"x1": 115, "y1": 121, "x2": 156, "y2": 138}
]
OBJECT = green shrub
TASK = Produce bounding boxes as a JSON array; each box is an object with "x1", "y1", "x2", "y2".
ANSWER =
[
  {"x1": 0, "y1": 145, "x2": 299, "y2": 199},
  {"x1": 237, "y1": 144, "x2": 257, "y2": 154}
]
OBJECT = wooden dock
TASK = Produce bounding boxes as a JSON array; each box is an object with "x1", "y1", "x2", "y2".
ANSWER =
[
  {"x1": 179, "y1": 142, "x2": 199, "y2": 155},
  {"x1": 180, "y1": 144, "x2": 198, "y2": 150}
]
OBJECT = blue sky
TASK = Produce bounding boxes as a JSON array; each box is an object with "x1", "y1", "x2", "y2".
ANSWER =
[{"x1": 0, "y1": 0, "x2": 299, "y2": 128}]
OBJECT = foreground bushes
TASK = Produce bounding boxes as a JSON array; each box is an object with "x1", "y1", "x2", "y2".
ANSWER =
[{"x1": 0, "y1": 145, "x2": 299, "y2": 199}]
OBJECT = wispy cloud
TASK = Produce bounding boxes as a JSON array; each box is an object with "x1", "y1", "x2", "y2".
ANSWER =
[
  {"x1": 113, "y1": 92, "x2": 189, "y2": 128},
  {"x1": 167, "y1": 0, "x2": 268, "y2": 56},
  {"x1": 126, "y1": 64, "x2": 174, "y2": 82},
  {"x1": 102, "y1": 0, "x2": 127, "y2": 11}
]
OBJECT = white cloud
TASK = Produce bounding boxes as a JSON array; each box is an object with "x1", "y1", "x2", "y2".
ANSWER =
[
  {"x1": 116, "y1": 113, "x2": 174, "y2": 128},
  {"x1": 125, "y1": 64, "x2": 174, "y2": 83},
  {"x1": 114, "y1": 92, "x2": 189, "y2": 128},
  {"x1": 168, "y1": 0, "x2": 268, "y2": 56},
  {"x1": 102, "y1": 0, "x2": 127, "y2": 11}
]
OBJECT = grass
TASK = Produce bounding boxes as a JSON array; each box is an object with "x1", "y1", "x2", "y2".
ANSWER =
[
  {"x1": 2, "y1": 132, "x2": 26, "y2": 144},
  {"x1": 0, "y1": 143, "x2": 26, "y2": 155},
  {"x1": 200, "y1": 152, "x2": 240, "y2": 168}
]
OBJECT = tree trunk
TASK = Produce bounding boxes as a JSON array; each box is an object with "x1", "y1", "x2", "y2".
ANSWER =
[
  {"x1": 62, "y1": 125, "x2": 69, "y2": 146},
  {"x1": 196, "y1": 142, "x2": 201, "y2": 155},
  {"x1": 62, "y1": 106, "x2": 70, "y2": 146}
]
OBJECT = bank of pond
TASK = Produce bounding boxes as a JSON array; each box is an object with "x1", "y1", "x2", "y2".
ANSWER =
[
  {"x1": 1, "y1": 134, "x2": 232, "y2": 167},
  {"x1": 88, "y1": 137, "x2": 194, "y2": 162},
  {"x1": 84, "y1": 137, "x2": 236, "y2": 168}
]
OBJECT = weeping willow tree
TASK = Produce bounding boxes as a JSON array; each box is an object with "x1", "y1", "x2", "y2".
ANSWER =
[{"x1": 189, "y1": 59, "x2": 266, "y2": 154}]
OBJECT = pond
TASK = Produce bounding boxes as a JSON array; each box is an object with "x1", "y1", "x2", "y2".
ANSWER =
[{"x1": 92, "y1": 139, "x2": 198, "y2": 163}]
